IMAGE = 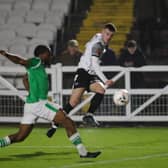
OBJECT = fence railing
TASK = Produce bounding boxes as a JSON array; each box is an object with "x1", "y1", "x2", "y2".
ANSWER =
[{"x1": 0, "y1": 64, "x2": 168, "y2": 123}]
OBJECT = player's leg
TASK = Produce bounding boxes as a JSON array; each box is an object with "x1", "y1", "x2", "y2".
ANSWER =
[
  {"x1": 64, "y1": 87, "x2": 86, "y2": 113},
  {"x1": 47, "y1": 68, "x2": 89, "y2": 137},
  {"x1": 46, "y1": 88, "x2": 85, "y2": 138},
  {"x1": 0, "y1": 103, "x2": 37, "y2": 148},
  {"x1": 53, "y1": 109, "x2": 101, "y2": 158},
  {"x1": 0, "y1": 124, "x2": 33, "y2": 147},
  {"x1": 83, "y1": 82, "x2": 105, "y2": 126},
  {"x1": 46, "y1": 121, "x2": 58, "y2": 138},
  {"x1": 64, "y1": 68, "x2": 89, "y2": 114},
  {"x1": 88, "y1": 82, "x2": 105, "y2": 113}
]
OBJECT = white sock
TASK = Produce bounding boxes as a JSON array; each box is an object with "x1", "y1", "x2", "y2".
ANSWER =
[
  {"x1": 69, "y1": 132, "x2": 87, "y2": 156},
  {"x1": 76, "y1": 144, "x2": 87, "y2": 156},
  {"x1": 51, "y1": 122, "x2": 57, "y2": 129},
  {"x1": 4, "y1": 136, "x2": 11, "y2": 145},
  {"x1": 0, "y1": 136, "x2": 11, "y2": 147}
]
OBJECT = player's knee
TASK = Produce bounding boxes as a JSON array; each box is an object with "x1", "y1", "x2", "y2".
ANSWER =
[
  {"x1": 69, "y1": 99, "x2": 80, "y2": 107},
  {"x1": 54, "y1": 111, "x2": 66, "y2": 124}
]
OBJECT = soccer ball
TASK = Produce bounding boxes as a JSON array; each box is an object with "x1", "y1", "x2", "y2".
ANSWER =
[{"x1": 113, "y1": 89, "x2": 129, "y2": 106}]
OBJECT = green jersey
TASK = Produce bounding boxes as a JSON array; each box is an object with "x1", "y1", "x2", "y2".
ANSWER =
[{"x1": 26, "y1": 57, "x2": 48, "y2": 103}]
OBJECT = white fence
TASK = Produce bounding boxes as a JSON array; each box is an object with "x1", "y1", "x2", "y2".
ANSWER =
[{"x1": 0, "y1": 64, "x2": 168, "y2": 123}]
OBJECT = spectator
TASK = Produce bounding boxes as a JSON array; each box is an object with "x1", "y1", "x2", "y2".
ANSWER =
[
  {"x1": 119, "y1": 40, "x2": 146, "y2": 88},
  {"x1": 59, "y1": 40, "x2": 83, "y2": 88},
  {"x1": 59, "y1": 39, "x2": 82, "y2": 65}
]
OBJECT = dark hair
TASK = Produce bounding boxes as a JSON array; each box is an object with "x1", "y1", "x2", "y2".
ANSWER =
[
  {"x1": 104, "y1": 23, "x2": 117, "y2": 32},
  {"x1": 127, "y1": 40, "x2": 137, "y2": 48},
  {"x1": 34, "y1": 45, "x2": 51, "y2": 57}
]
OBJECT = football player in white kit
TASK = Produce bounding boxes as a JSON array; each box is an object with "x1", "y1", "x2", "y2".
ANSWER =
[{"x1": 47, "y1": 23, "x2": 117, "y2": 137}]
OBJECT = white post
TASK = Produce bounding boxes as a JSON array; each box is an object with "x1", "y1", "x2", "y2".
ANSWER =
[
  {"x1": 56, "y1": 63, "x2": 63, "y2": 106},
  {"x1": 51, "y1": 63, "x2": 63, "y2": 106},
  {"x1": 125, "y1": 69, "x2": 131, "y2": 118},
  {"x1": 51, "y1": 65, "x2": 57, "y2": 103}
]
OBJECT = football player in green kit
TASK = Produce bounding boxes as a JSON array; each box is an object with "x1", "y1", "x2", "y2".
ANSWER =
[{"x1": 0, "y1": 45, "x2": 101, "y2": 158}]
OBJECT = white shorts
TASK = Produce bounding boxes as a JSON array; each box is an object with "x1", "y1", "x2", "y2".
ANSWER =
[{"x1": 21, "y1": 100, "x2": 62, "y2": 124}]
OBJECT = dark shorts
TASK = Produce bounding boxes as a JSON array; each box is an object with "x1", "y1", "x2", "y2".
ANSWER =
[{"x1": 72, "y1": 68, "x2": 102, "y2": 91}]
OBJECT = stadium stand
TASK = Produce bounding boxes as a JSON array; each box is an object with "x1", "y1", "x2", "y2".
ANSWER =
[
  {"x1": 126, "y1": 0, "x2": 168, "y2": 87},
  {"x1": 0, "y1": 0, "x2": 72, "y2": 92},
  {"x1": 76, "y1": 0, "x2": 134, "y2": 55},
  {"x1": 0, "y1": 0, "x2": 167, "y2": 66},
  {"x1": 129, "y1": 0, "x2": 168, "y2": 65},
  {"x1": 56, "y1": 0, "x2": 167, "y2": 64},
  {"x1": 9, "y1": 43, "x2": 27, "y2": 56},
  {"x1": 0, "y1": 0, "x2": 72, "y2": 66},
  {"x1": 56, "y1": 0, "x2": 92, "y2": 55},
  {"x1": 26, "y1": 10, "x2": 45, "y2": 24}
]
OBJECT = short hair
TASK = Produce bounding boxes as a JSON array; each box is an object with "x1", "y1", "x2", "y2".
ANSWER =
[
  {"x1": 127, "y1": 40, "x2": 137, "y2": 48},
  {"x1": 104, "y1": 23, "x2": 117, "y2": 32},
  {"x1": 34, "y1": 45, "x2": 51, "y2": 57}
]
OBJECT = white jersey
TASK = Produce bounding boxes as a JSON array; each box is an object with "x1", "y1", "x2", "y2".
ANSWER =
[{"x1": 78, "y1": 33, "x2": 106, "y2": 75}]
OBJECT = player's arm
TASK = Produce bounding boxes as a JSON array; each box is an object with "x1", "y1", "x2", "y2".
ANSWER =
[
  {"x1": 0, "y1": 50, "x2": 28, "y2": 66},
  {"x1": 91, "y1": 43, "x2": 113, "y2": 87},
  {"x1": 23, "y1": 73, "x2": 29, "y2": 91}
]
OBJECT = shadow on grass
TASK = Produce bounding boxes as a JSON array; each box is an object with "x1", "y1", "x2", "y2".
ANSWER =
[
  {"x1": 0, "y1": 151, "x2": 75, "y2": 162},
  {"x1": 11, "y1": 151, "x2": 74, "y2": 158},
  {"x1": 0, "y1": 158, "x2": 13, "y2": 161}
]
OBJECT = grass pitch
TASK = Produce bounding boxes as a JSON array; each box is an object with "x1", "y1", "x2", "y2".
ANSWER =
[{"x1": 1, "y1": 126, "x2": 168, "y2": 168}]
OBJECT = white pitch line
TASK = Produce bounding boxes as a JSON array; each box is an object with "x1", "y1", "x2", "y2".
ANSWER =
[
  {"x1": 60, "y1": 153, "x2": 168, "y2": 168},
  {"x1": 8, "y1": 145, "x2": 167, "y2": 149}
]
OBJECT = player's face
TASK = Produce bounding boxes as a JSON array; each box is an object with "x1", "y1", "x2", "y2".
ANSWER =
[
  {"x1": 40, "y1": 52, "x2": 51, "y2": 65},
  {"x1": 102, "y1": 28, "x2": 114, "y2": 44}
]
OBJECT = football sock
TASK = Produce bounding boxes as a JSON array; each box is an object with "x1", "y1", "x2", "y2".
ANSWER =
[
  {"x1": 87, "y1": 93, "x2": 104, "y2": 114},
  {"x1": 51, "y1": 122, "x2": 58, "y2": 129},
  {"x1": 63, "y1": 103, "x2": 73, "y2": 114},
  {"x1": 0, "y1": 136, "x2": 11, "y2": 147},
  {"x1": 69, "y1": 132, "x2": 87, "y2": 156}
]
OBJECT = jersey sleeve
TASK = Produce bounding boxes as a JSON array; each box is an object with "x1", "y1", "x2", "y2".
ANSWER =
[
  {"x1": 27, "y1": 57, "x2": 41, "y2": 69},
  {"x1": 91, "y1": 42, "x2": 104, "y2": 57},
  {"x1": 91, "y1": 56, "x2": 107, "y2": 83}
]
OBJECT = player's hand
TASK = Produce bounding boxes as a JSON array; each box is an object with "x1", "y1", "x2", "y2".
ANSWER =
[
  {"x1": 0, "y1": 50, "x2": 7, "y2": 56},
  {"x1": 105, "y1": 80, "x2": 113, "y2": 87}
]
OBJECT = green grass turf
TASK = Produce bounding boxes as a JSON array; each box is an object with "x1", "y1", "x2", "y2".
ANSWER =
[{"x1": 1, "y1": 126, "x2": 168, "y2": 168}]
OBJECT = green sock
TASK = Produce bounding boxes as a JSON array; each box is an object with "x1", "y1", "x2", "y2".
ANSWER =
[
  {"x1": 0, "y1": 136, "x2": 11, "y2": 148},
  {"x1": 69, "y1": 132, "x2": 87, "y2": 156}
]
